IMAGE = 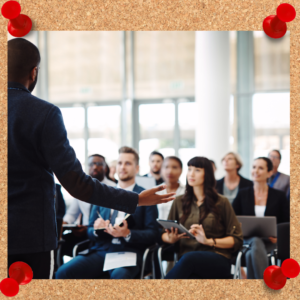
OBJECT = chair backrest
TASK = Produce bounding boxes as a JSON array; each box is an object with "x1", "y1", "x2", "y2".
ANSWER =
[{"x1": 277, "y1": 222, "x2": 290, "y2": 261}]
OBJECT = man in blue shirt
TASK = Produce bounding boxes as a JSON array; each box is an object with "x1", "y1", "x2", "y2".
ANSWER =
[
  {"x1": 56, "y1": 147, "x2": 159, "y2": 279},
  {"x1": 7, "y1": 38, "x2": 174, "y2": 279}
]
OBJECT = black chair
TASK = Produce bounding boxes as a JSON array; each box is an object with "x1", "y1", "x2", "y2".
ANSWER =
[
  {"x1": 156, "y1": 243, "x2": 179, "y2": 279},
  {"x1": 232, "y1": 244, "x2": 251, "y2": 279},
  {"x1": 271, "y1": 222, "x2": 290, "y2": 266},
  {"x1": 73, "y1": 239, "x2": 159, "y2": 279},
  {"x1": 56, "y1": 239, "x2": 66, "y2": 268}
]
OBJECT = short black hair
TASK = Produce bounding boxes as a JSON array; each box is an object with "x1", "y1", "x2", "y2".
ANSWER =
[
  {"x1": 164, "y1": 156, "x2": 183, "y2": 169},
  {"x1": 8, "y1": 38, "x2": 40, "y2": 81},
  {"x1": 88, "y1": 154, "x2": 110, "y2": 178},
  {"x1": 149, "y1": 151, "x2": 164, "y2": 160},
  {"x1": 269, "y1": 149, "x2": 281, "y2": 160},
  {"x1": 255, "y1": 157, "x2": 273, "y2": 172},
  {"x1": 88, "y1": 154, "x2": 105, "y2": 161}
]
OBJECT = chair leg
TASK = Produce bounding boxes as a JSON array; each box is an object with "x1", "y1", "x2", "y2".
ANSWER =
[
  {"x1": 234, "y1": 251, "x2": 242, "y2": 279},
  {"x1": 56, "y1": 246, "x2": 62, "y2": 268},
  {"x1": 271, "y1": 256, "x2": 276, "y2": 266},
  {"x1": 157, "y1": 247, "x2": 165, "y2": 279},
  {"x1": 277, "y1": 259, "x2": 281, "y2": 267},
  {"x1": 151, "y1": 251, "x2": 156, "y2": 279},
  {"x1": 140, "y1": 248, "x2": 150, "y2": 279}
]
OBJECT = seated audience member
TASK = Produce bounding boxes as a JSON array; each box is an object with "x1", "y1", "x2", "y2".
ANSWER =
[
  {"x1": 216, "y1": 152, "x2": 253, "y2": 204},
  {"x1": 56, "y1": 146, "x2": 159, "y2": 279},
  {"x1": 157, "y1": 156, "x2": 185, "y2": 220},
  {"x1": 232, "y1": 157, "x2": 289, "y2": 279},
  {"x1": 143, "y1": 151, "x2": 164, "y2": 186},
  {"x1": 61, "y1": 154, "x2": 116, "y2": 259},
  {"x1": 162, "y1": 157, "x2": 243, "y2": 279},
  {"x1": 210, "y1": 159, "x2": 217, "y2": 173},
  {"x1": 268, "y1": 150, "x2": 290, "y2": 198},
  {"x1": 108, "y1": 160, "x2": 118, "y2": 183}
]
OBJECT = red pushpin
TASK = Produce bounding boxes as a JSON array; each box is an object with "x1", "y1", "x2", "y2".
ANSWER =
[
  {"x1": 9, "y1": 262, "x2": 33, "y2": 285},
  {"x1": 0, "y1": 262, "x2": 33, "y2": 297},
  {"x1": 263, "y1": 3, "x2": 296, "y2": 39},
  {"x1": 263, "y1": 265, "x2": 287, "y2": 290},
  {"x1": 1, "y1": 1, "x2": 32, "y2": 37},
  {"x1": 0, "y1": 278, "x2": 19, "y2": 297},
  {"x1": 281, "y1": 258, "x2": 300, "y2": 278}
]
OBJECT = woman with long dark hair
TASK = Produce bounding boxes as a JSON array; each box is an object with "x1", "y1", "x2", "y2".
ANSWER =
[{"x1": 162, "y1": 157, "x2": 243, "y2": 279}]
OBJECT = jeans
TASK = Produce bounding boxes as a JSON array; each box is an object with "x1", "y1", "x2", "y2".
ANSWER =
[
  {"x1": 244, "y1": 237, "x2": 277, "y2": 279},
  {"x1": 55, "y1": 250, "x2": 142, "y2": 279},
  {"x1": 165, "y1": 251, "x2": 231, "y2": 279}
]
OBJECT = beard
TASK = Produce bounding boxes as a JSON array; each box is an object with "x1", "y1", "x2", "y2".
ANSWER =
[
  {"x1": 118, "y1": 174, "x2": 134, "y2": 182},
  {"x1": 152, "y1": 169, "x2": 161, "y2": 175},
  {"x1": 90, "y1": 172, "x2": 105, "y2": 182},
  {"x1": 28, "y1": 70, "x2": 38, "y2": 92}
]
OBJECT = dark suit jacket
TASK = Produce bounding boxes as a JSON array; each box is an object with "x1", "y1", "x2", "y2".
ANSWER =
[
  {"x1": 232, "y1": 186, "x2": 289, "y2": 224},
  {"x1": 8, "y1": 82, "x2": 138, "y2": 255},
  {"x1": 216, "y1": 174, "x2": 253, "y2": 195},
  {"x1": 87, "y1": 184, "x2": 159, "y2": 253}
]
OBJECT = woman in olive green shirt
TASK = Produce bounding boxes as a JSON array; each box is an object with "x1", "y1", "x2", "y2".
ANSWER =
[{"x1": 163, "y1": 157, "x2": 243, "y2": 279}]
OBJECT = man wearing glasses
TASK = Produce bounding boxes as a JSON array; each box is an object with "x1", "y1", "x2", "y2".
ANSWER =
[
  {"x1": 61, "y1": 155, "x2": 116, "y2": 260},
  {"x1": 268, "y1": 150, "x2": 290, "y2": 199}
]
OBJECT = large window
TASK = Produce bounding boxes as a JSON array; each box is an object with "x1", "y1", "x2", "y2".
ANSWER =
[
  {"x1": 134, "y1": 32, "x2": 195, "y2": 99},
  {"x1": 138, "y1": 102, "x2": 175, "y2": 175},
  {"x1": 254, "y1": 32, "x2": 290, "y2": 91},
  {"x1": 252, "y1": 93, "x2": 290, "y2": 174},
  {"x1": 47, "y1": 32, "x2": 122, "y2": 104},
  {"x1": 88, "y1": 105, "x2": 121, "y2": 163},
  {"x1": 10, "y1": 31, "x2": 290, "y2": 186}
]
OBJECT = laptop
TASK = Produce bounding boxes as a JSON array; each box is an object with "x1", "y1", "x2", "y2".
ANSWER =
[
  {"x1": 237, "y1": 216, "x2": 277, "y2": 238},
  {"x1": 135, "y1": 176, "x2": 156, "y2": 190}
]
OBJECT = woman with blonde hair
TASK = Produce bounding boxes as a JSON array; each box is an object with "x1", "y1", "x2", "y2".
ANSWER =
[{"x1": 216, "y1": 152, "x2": 253, "y2": 204}]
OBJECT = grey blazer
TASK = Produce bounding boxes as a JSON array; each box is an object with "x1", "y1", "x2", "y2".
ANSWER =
[{"x1": 271, "y1": 172, "x2": 290, "y2": 198}]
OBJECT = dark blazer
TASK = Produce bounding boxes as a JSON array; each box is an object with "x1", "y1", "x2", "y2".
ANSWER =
[
  {"x1": 232, "y1": 186, "x2": 289, "y2": 224},
  {"x1": 55, "y1": 184, "x2": 66, "y2": 220},
  {"x1": 216, "y1": 174, "x2": 253, "y2": 195},
  {"x1": 87, "y1": 184, "x2": 159, "y2": 253},
  {"x1": 8, "y1": 82, "x2": 138, "y2": 255}
]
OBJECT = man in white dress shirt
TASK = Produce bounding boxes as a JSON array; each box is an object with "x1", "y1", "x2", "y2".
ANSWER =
[
  {"x1": 56, "y1": 147, "x2": 159, "y2": 279},
  {"x1": 61, "y1": 154, "x2": 116, "y2": 259}
]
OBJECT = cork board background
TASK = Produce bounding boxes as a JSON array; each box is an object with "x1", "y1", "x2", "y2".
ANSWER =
[{"x1": 0, "y1": 0, "x2": 299, "y2": 299}]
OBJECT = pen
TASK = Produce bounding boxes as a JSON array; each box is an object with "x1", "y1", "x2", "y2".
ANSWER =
[{"x1": 97, "y1": 211, "x2": 104, "y2": 219}]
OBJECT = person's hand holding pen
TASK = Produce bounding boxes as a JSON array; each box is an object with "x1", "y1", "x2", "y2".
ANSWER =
[{"x1": 93, "y1": 211, "x2": 110, "y2": 230}]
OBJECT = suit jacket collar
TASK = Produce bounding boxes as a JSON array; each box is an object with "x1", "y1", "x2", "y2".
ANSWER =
[{"x1": 8, "y1": 82, "x2": 31, "y2": 94}]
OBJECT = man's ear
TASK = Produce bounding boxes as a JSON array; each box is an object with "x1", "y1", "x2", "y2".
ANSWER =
[
  {"x1": 136, "y1": 165, "x2": 140, "y2": 174},
  {"x1": 30, "y1": 67, "x2": 37, "y2": 81}
]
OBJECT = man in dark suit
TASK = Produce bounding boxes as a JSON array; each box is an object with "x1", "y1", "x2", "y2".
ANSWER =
[
  {"x1": 56, "y1": 146, "x2": 159, "y2": 279},
  {"x1": 8, "y1": 38, "x2": 174, "y2": 279},
  {"x1": 143, "y1": 151, "x2": 164, "y2": 186}
]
